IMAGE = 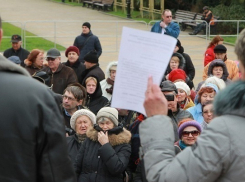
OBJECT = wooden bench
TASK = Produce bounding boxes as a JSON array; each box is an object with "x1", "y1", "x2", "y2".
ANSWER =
[
  {"x1": 83, "y1": 0, "x2": 102, "y2": 9},
  {"x1": 173, "y1": 10, "x2": 197, "y2": 31},
  {"x1": 94, "y1": 0, "x2": 114, "y2": 11}
]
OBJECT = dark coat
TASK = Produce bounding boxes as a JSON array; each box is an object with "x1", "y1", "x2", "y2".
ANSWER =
[
  {"x1": 67, "y1": 134, "x2": 83, "y2": 166},
  {"x1": 3, "y1": 47, "x2": 30, "y2": 67},
  {"x1": 83, "y1": 75, "x2": 108, "y2": 115},
  {"x1": 0, "y1": 55, "x2": 76, "y2": 182},
  {"x1": 75, "y1": 125, "x2": 132, "y2": 182},
  {"x1": 63, "y1": 59, "x2": 86, "y2": 85},
  {"x1": 25, "y1": 65, "x2": 41, "y2": 75},
  {"x1": 73, "y1": 31, "x2": 102, "y2": 63},
  {"x1": 81, "y1": 64, "x2": 105, "y2": 84},
  {"x1": 42, "y1": 63, "x2": 78, "y2": 94}
]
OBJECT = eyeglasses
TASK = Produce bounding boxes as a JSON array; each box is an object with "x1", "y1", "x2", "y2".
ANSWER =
[
  {"x1": 165, "y1": 16, "x2": 172, "y2": 18},
  {"x1": 182, "y1": 130, "x2": 200, "y2": 137},
  {"x1": 62, "y1": 95, "x2": 76, "y2": 101},
  {"x1": 46, "y1": 57, "x2": 56, "y2": 61}
]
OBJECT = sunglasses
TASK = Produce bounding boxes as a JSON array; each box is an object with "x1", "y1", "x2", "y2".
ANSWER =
[
  {"x1": 182, "y1": 130, "x2": 200, "y2": 137},
  {"x1": 46, "y1": 57, "x2": 56, "y2": 61}
]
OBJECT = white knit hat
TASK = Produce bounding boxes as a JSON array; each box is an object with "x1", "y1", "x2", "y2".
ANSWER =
[
  {"x1": 70, "y1": 109, "x2": 96, "y2": 130},
  {"x1": 174, "y1": 81, "x2": 191, "y2": 96},
  {"x1": 96, "y1": 107, "x2": 118, "y2": 126}
]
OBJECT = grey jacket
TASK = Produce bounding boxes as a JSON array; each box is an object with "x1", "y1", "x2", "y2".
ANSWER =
[{"x1": 139, "y1": 81, "x2": 245, "y2": 182}]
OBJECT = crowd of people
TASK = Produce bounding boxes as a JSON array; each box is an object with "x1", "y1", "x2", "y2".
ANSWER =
[{"x1": 0, "y1": 7, "x2": 244, "y2": 182}]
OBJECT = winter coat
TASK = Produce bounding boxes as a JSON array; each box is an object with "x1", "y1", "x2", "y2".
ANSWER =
[
  {"x1": 204, "y1": 45, "x2": 215, "y2": 66},
  {"x1": 75, "y1": 125, "x2": 132, "y2": 182},
  {"x1": 139, "y1": 80, "x2": 245, "y2": 182},
  {"x1": 182, "y1": 97, "x2": 195, "y2": 110},
  {"x1": 63, "y1": 59, "x2": 86, "y2": 85},
  {"x1": 83, "y1": 75, "x2": 109, "y2": 115},
  {"x1": 41, "y1": 63, "x2": 78, "y2": 94},
  {"x1": 81, "y1": 64, "x2": 105, "y2": 84},
  {"x1": 0, "y1": 55, "x2": 76, "y2": 182},
  {"x1": 3, "y1": 47, "x2": 30, "y2": 67},
  {"x1": 203, "y1": 59, "x2": 239, "y2": 81},
  {"x1": 151, "y1": 21, "x2": 180, "y2": 38},
  {"x1": 25, "y1": 65, "x2": 41, "y2": 75},
  {"x1": 73, "y1": 31, "x2": 102, "y2": 62}
]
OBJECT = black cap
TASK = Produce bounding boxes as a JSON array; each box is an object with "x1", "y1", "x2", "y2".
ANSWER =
[
  {"x1": 214, "y1": 44, "x2": 227, "y2": 53},
  {"x1": 46, "y1": 48, "x2": 61, "y2": 58},
  {"x1": 82, "y1": 22, "x2": 91, "y2": 29},
  {"x1": 160, "y1": 80, "x2": 178, "y2": 94},
  {"x1": 84, "y1": 50, "x2": 98, "y2": 63},
  {"x1": 11, "y1": 34, "x2": 21, "y2": 42}
]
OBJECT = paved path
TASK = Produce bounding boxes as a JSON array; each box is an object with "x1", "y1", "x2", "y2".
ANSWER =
[{"x1": 0, "y1": 0, "x2": 237, "y2": 86}]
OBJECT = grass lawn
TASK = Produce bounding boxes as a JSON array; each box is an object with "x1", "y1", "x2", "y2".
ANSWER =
[{"x1": 1, "y1": 22, "x2": 66, "y2": 52}]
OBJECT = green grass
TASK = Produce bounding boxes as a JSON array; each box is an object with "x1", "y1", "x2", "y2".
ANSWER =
[
  {"x1": 1, "y1": 22, "x2": 66, "y2": 52},
  {"x1": 210, "y1": 36, "x2": 237, "y2": 45}
]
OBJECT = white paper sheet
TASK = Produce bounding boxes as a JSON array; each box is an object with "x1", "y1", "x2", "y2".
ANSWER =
[{"x1": 111, "y1": 27, "x2": 177, "y2": 115}]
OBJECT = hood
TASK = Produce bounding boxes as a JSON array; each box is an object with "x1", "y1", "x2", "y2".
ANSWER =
[
  {"x1": 86, "y1": 124, "x2": 131, "y2": 146},
  {"x1": 166, "y1": 52, "x2": 186, "y2": 74},
  {"x1": 106, "y1": 61, "x2": 118, "y2": 78},
  {"x1": 83, "y1": 74, "x2": 103, "y2": 99},
  {"x1": 214, "y1": 80, "x2": 245, "y2": 117},
  {"x1": 0, "y1": 55, "x2": 30, "y2": 77},
  {"x1": 207, "y1": 59, "x2": 229, "y2": 81}
]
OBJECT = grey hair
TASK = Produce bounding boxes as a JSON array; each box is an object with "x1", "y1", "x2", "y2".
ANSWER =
[{"x1": 235, "y1": 28, "x2": 245, "y2": 68}]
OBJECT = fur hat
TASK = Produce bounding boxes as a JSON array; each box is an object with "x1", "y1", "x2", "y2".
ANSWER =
[
  {"x1": 82, "y1": 22, "x2": 91, "y2": 29},
  {"x1": 174, "y1": 81, "x2": 191, "y2": 96},
  {"x1": 178, "y1": 120, "x2": 202, "y2": 139},
  {"x1": 84, "y1": 50, "x2": 98, "y2": 63},
  {"x1": 214, "y1": 44, "x2": 227, "y2": 53},
  {"x1": 168, "y1": 69, "x2": 187, "y2": 82},
  {"x1": 96, "y1": 107, "x2": 118, "y2": 126},
  {"x1": 70, "y1": 109, "x2": 96, "y2": 130},
  {"x1": 65, "y1": 46, "x2": 80, "y2": 57}
]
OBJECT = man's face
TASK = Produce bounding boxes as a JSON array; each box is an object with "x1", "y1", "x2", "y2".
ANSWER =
[
  {"x1": 68, "y1": 51, "x2": 79, "y2": 64},
  {"x1": 82, "y1": 26, "x2": 90, "y2": 34},
  {"x1": 162, "y1": 11, "x2": 172, "y2": 25},
  {"x1": 12, "y1": 41, "x2": 22, "y2": 51},
  {"x1": 47, "y1": 57, "x2": 60, "y2": 71},
  {"x1": 62, "y1": 91, "x2": 81, "y2": 111},
  {"x1": 162, "y1": 91, "x2": 178, "y2": 112},
  {"x1": 84, "y1": 61, "x2": 92, "y2": 69},
  {"x1": 215, "y1": 53, "x2": 226, "y2": 60}
]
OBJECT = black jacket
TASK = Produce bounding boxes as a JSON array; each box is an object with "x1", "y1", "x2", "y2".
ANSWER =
[
  {"x1": 66, "y1": 134, "x2": 83, "y2": 166},
  {"x1": 75, "y1": 125, "x2": 131, "y2": 182},
  {"x1": 81, "y1": 64, "x2": 105, "y2": 84},
  {"x1": 73, "y1": 31, "x2": 102, "y2": 62},
  {"x1": 3, "y1": 47, "x2": 30, "y2": 67},
  {"x1": 0, "y1": 55, "x2": 76, "y2": 182},
  {"x1": 63, "y1": 59, "x2": 86, "y2": 85}
]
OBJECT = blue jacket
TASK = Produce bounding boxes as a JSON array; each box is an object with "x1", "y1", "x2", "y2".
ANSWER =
[
  {"x1": 187, "y1": 103, "x2": 203, "y2": 124},
  {"x1": 151, "y1": 21, "x2": 180, "y2": 38}
]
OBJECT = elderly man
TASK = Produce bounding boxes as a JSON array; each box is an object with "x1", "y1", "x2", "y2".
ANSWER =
[
  {"x1": 41, "y1": 48, "x2": 78, "y2": 94},
  {"x1": 151, "y1": 9, "x2": 180, "y2": 38},
  {"x1": 3, "y1": 34, "x2": 30, "y2": 67},
  {"x1": 74, "y1": 22, "x2": 102, "y2": 63},
  {"x1": 161, "y1": 80, "x2": 193, "y2": 141},
  {"x1": 203, "y1": 44, "x2": 239, "y2": 81}
]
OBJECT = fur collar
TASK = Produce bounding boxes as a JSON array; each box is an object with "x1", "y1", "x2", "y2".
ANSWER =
[{"x1": 86, "y1": 127, "x2": 131, "y2": 146}]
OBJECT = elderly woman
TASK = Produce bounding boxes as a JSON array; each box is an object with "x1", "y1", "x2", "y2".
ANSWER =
[
  {"x1": 187, "y1": 83, "x2": 219, "y2": 124},
  {"x1": 201, "y1": 101, "x2": 214, "y2": 130},
  {"x1": 75, "y1": 107, "x2": 131, "y2": 182},
  {"x1": 66, "y1": 109, "x2": 96, "y2": 165},
  {"x1": 174, "y1": 81, "x2": 194, "y2": 110},
  {"x1": 24, "y1": 49, "x2": 44, "y2": 75}
]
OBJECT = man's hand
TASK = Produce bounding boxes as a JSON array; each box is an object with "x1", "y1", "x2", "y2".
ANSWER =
[
  {"x1": 98, "y1": 131, "x2": 109, "y2": 145},
  {"x1": 160, "y1": 21, "x2": 166, "y2": 28},
  {"x1": 144, "y1": 76, "x2": 168, "y2": 117}
]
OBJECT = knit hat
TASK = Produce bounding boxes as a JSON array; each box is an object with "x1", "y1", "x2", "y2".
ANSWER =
[
  {"x1": 168, "y1": 69, "x2": 187, "y2": 83},
  {"x1": 84, "y1": 50, "x2": 98, "y2": 63},
  {"x1": 46, "y1": 48, "x2": 61, "y2": 58},
  {"x1": 178, "y1": 120, "x2": 202, "y2": 139},
  {"x1": 65, "y1": 46, "x2": 80, "y2": 57},
  {"x1": 96, "y1": 107, "x2": 119, "y2": 126},
  {"x1": 8, "y1": 56, "x2": 21, "y2": 64},
  {"x1": 204, "y1": 83, "x2": 219, "y2": 93},
  {"x1": 176, "y1": 39, "x2": 184, "y2": 54},
  {"x1": 70, "y1": 109, "x2": 96, "y2": 130},
  {"x1": 82, "y1": 22, "x2": 91, "y2": 29},
  {"x1": 214, "y1": 44, "x2": 227, "y2": 53},
  {"x1": 174, "y1": 81, "x2": 191, "y2": 96},
  {"x1": 160, "y1": 80, "x2": 178, "y2": 94}
]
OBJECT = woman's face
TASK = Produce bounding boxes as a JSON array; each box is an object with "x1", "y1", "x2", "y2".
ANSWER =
[
  {"x1": 212, "y1": 66, "x2": 223, "y2": 78},
  {"x1": 181, "y1": 126, "x2": 200, "y2": 146},
  {"x1": 170, "y1": 59, "x2": 179, "y2": 70},
  {"x1": 35, "y1": 53, "x2": 44, "y2": 67},
  {"x1": 86, "y1": 79, "x2": 97, "y2": 94},
  {"x1": 98, "y1": 119, "x2": 114, "y2": 131},
  {"x1": 203, "y1": 104, "x2": 214, "y2": 124},
  {"x1": 68, "y1": 51, "x2": 79, "y2": 64},
  {"x1": 200, "y1": 91, "x2": 215, "y2": 105},
  {"x1": 75, "y1": 115, "x2": 92, "y2": 135},
  {"x1": 177, "y1": 88, "x2": 187, "y2": 102}
]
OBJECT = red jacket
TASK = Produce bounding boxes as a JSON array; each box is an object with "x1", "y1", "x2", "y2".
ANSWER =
[{"x1": 204, "y1": 45, "x2": 215, "y2": 66}]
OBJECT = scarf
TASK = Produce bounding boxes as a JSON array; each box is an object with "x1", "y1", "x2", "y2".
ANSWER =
[
  {"x1": 106, "y1": 78, "x2": 114, "y2": 94},
  {"x1": 76, "y1": 133, "x2": 87, "y2": 143},
  {"x1": 179, "y1": 140, "x2": 187, "y2": 150}
]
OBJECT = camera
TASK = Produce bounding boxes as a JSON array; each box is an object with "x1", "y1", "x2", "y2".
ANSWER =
[{"x1": 164, "y1": 94, "x2": 175, "y2": 101}]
